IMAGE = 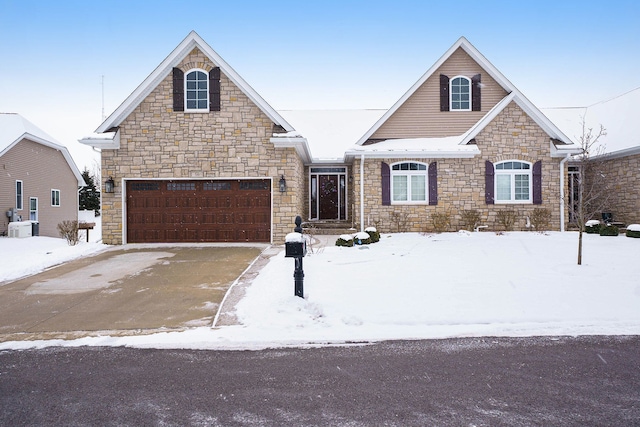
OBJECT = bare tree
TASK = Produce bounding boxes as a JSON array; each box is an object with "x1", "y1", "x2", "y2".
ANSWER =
[{"x1": 574, "y1": 118, "x2": 609, "y2": 265}]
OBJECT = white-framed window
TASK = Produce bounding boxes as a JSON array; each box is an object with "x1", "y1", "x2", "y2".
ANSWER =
[
  {"x1": 185, "y1": 69, "x2": 209, "y2": 111},
  {"x1": 16, "y1": 180, "x2": 23, "y2": 210},
  {"x1": 450, "y1": 76, "x2": 471, "y2": 111},
  {"x1": 30, "y1": 197, "x2": 38, "y2": 221},
  {"x1": 495, "y1": 161, "x2": 532, "y2": 203},
  {"x1": 391, "y1": 162, "x2": 427, "y2": 203},
  {"x1": 51, "y1": 189, "x2": 61, "y2": 207}
]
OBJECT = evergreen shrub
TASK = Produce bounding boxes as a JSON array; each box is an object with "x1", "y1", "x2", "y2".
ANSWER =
[
  {"x1": 599, "y1": 224, "x2": 619, "y2": 236},
  {"x1": 336, "y1": 234, "x2": 354, "y2": 247},
  {"x1": 626, "y1": 224, "x2": 640, "y2": 238},
  {"x1": 365, "y1": 227, "x2": 380, "y2": 243},
  {"x1": 584, "y1": 220, "x2": 600, "y2": 234}
]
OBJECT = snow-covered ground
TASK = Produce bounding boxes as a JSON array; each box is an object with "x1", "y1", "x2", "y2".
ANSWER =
[{"x1": 1, "y1": 230, "x2": 639, "y2": 351}]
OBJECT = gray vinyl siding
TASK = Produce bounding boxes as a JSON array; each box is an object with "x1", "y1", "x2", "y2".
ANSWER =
[
  {"x1": 371, "y1": 48, "x2": 509, "y2": 140},
  {"x1": 0, "y1": 138, "x2": 78, "y2": 237}
]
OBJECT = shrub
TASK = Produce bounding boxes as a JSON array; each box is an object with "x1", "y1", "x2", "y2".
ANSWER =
[
  {"x1": 431, "y1": 212, "x2": 450, "y2": 233},
  {"x1": 496, "y1": 209, "x2": 517, "y2": 231},
  {"x1": 335, "y1": 234, "x2": 354, "y2": 247},
  {"x1": 599, "y1": 224, "x2": 619, "y2": 236},
  {"x1": 353, "y1": 231, "x2": 372, "y2": 245},
  {"x1": 584, "y1": 220, "x2": 601, "y2": 234},
  {"x1": 530, "y1": 208, "x2": 551, "y2": 231},
  {"x1": 391, "y1": 211, "x2": 410, "y2": 232},
  {"x1": 625, "y1": 224, "x2": 640, "y2": 238},
  {"x1": 461, "y1": 209, "x2": 481, "y2": 232},
  {"x1": 365, "y1": 227, "x2": 380, "y2": 243},
  {"x1": 57, "y1": 220, "x2": 79, "y2": 246}
]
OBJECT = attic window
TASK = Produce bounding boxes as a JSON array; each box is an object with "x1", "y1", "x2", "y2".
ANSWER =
[
  {"x1": 450, "y1": 76, "x2": 471, "y2": 111},
  {"x1": 185, "y1": 69, "x2": 209, "y2": 111}
]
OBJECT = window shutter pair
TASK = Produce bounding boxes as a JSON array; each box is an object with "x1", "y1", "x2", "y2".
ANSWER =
[
  {"x1": 172, "y1": 67, "x2": 221, "y2": 112},
  {"x1": 439, "y1": 74, "x2": 481, "y2": 111},
  {"x1": 381, "y1": 162, "x2": 438, "y2": 205},
  {"x1": 484, "y1": 160, "x2": 542, "y2": 204}
]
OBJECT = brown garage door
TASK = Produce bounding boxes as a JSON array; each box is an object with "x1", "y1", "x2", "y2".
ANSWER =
[{"x1": 126, "y1": 179, "x2": 271, "y2": 243}]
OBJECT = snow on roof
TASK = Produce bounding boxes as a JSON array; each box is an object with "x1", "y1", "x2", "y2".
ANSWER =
[
  {"x1": 345, "y1": 135, "x2": 481, "y2": 159},
  {"x1": 541, "y1": 86, "x2": 640, "y2": 155},
  {"x1": 0, "y1": 113, "x2": 84, "y2": 186},
  {"x1": 0, "y1": 112, "x2": 58, "y2": 152},
  {"x1": 278, "y1": 109, "x2": 385, "y2": 162}
]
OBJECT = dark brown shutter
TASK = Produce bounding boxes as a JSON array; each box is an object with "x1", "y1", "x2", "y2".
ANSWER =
[
  {"x1": 485, "y1": 160, "x2": 495, "y2": 204},
  {"x1": 532, "y1": 160, "x2": 542, "y2": 204},
  {"x1": 172, "y1": 67, "x2": 184, "y2": 112},
  {"x1": 428, "y1": 162, "x2": 438, "y2": 205},
  {"x1": 440, "y1": 74, "x2": 450, "y2": 112},
  {"x1": 381, "y1": 162, "x2": 390, "y2": 206},
  {"x1": 472, "y1": 74, "x2": 481, "y2": 111},
  {"x1": 209, "y1": 67, "x2": 221, "y2": 111}
]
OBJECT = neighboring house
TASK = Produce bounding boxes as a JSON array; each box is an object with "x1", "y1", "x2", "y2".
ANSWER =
[
  {"x1": 543, "y1": 87, "x2": 640, "y2": 226},
  {"x1": 1, "y1": 113, "x2": 85, "y2": 237},
  {"x1": 81, "y1": 32, "x2": 580, "y2": 245}
]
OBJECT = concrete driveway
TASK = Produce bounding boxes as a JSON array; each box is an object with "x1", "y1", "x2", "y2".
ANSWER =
[{"x1": 0, "y1": 245, "x2": 267, "y2": 342}]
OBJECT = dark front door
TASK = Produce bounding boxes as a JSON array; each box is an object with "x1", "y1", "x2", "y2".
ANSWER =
[{"x1": 318, "y1": 175, "x2": 339, "y2": 220}]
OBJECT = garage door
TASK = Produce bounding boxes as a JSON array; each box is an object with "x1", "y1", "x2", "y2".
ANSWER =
[{"x1": 126, "y1": 179, "x2": 271, "y2": 243}]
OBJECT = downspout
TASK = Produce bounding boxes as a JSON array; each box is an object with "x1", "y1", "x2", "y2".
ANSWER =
[
  {"x1": 360, "y1": 154, "x2": 365, "y2": 232},
  {"x1": 559, "y1": 153, "x2": 571, "y2": 232}
]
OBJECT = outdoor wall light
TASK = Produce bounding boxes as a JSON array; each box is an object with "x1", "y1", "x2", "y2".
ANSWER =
[
  {"x1": 279, "y1": 175, "x2": 287, "y2": 192},
  {"x1": 105, "y1": 176, "x2": 115, "y2": 193}
]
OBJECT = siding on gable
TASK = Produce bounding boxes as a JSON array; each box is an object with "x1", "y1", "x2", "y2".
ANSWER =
[
  {"x1": 101, "y1": 47, "x2": 304, "y2": 244},
  {"x1": 0, "y1": 138, "x2": 79, "y2": 237},
  {"x1": 371, "y1": 48, "x2": 509, "y2": 140}
]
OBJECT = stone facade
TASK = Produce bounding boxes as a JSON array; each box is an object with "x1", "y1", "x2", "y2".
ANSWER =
[
  {"x1": 351, "y1": 103, "x2": 567, "y2": 233},
  {"x1": 101, "y1": 47, "x2": 304, "y2": 244},
  {"x1": 597, "y1": 152, "x2": 640, "y2": 225}
]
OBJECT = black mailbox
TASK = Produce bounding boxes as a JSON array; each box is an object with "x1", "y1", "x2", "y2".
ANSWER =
[{"x1": 285, "y1": 240, "x2": 307, "y2": 258}]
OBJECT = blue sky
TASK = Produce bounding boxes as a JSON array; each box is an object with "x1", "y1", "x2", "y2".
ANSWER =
[{"x1": 1, "y1": 0, "x2": 639, "y2": 169}]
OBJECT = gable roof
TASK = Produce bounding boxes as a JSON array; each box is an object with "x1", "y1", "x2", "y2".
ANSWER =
[
  {"x1": 95, "y1": 31, "x2": 294, "y2": 134},
  {"x1": 355, "y1": 36, "x2": 574, "y2": 148},
  {"x1": 0, "y1": 113, "x2": 85, "y2": 186}
]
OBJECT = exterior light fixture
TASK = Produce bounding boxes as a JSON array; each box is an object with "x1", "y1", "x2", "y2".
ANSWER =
[
  {"x1": 105, "y1": 176, "x2": 115, "y2": 193},
  {"x1": 279, "y1": 175, "x2": 287, "y2": 192}
]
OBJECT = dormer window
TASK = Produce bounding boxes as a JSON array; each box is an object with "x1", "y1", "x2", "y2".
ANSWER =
[
  {"x1": 450, "y1": 76, "x2": 471, "y2": 111},
  {"x1": 185, "y1": 69, "x2": 209, "y2": 111}
]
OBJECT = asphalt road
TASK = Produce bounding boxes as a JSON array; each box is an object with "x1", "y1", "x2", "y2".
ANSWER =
[{"x1": 1, "y1": 336, "x2": 639, "y2": 426}]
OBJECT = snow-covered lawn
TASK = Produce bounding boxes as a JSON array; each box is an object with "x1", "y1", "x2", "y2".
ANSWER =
[{"x1": 1, "y1": 231, "x2": 639, "y2": 350}]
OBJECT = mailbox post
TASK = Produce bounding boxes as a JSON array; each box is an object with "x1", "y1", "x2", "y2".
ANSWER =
[{"x1": 284, "y1": 216, "x2": 306, "y2": 298}]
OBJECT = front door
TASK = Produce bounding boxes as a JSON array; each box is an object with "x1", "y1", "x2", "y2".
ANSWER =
[{"x1": 319, "y1": 175, "x2": 339, "y2": 220}]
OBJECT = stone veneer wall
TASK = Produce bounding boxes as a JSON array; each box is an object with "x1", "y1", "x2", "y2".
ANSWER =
[
  {"x1": 351, "y1": 103, "x2": 568, "y2": 233},
  {"x1": 598, "y1": 152, "x2": 640, "y2": 225},
  {"x1": 101, "y1": 47, "x2": 304, "y2": 244}
]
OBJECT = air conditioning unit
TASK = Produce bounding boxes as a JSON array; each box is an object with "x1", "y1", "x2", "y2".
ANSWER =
[{"x1": 8, "y1": 221, "x2": 32, "y2": 238}]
